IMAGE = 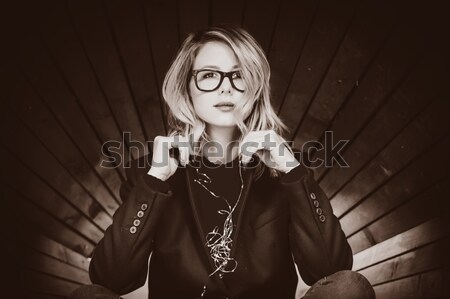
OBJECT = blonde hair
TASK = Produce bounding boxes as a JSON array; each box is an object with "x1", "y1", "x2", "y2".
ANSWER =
[{"x1": 162, "y1": 25, "x2": 289, "y2": 179}]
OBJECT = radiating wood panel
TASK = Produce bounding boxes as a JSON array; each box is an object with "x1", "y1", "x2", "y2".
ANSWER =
[
  {"x1": 67, "y1": 0, "x2": 149, "y2": 162},
  {"x1": 142, "y1": 0, "x2": 179, "y2": 106},
  {"x1": 211, "y1": 0, "x2": 245, "y2": 26},
  {"x1": 318, "y1": 52, "x2": 448, "y2": 197},
  {"x1": 36, "y1": 0, "x2": 128, "y2": 182},
  {"x1": 1, "y1": 0, "x2": 449, "y2": 297},
  {"x1": 297, "y1": 218, "x2": 450, "y2": 297},
  {"x1": 348, "y1": 175, "x2": 450, "y2": 253},
  {"x1": 268, "y1": 0, "x2": 318, "y2": 118},
  {"x1": 292, "y1": 0, "x2": 399, "y2": 150},
  {"x1": 277, "y1": 0, "x2": 359, "y2": 129}
]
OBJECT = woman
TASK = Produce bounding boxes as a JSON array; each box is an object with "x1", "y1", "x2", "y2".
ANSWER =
[{"x1": 71, "y1": 26, "x2": 375, "y2": 299}]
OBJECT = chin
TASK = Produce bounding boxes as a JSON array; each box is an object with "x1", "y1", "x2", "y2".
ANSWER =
[
  {"x1": 202, "y1": 115, "x2": 237, "y2": 128},
  {"x1": 207, "y1": 121, "x2": 237, "y2": 128},
  {"x1": 213, "y1": 117, "x2": 237, "y2": 126}
]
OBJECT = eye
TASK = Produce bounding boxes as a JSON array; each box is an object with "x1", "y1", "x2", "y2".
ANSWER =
[
  {"x1": 200, "y1": 71, "x2": 219, "y2": 79},
  {"x1": 232, "y1": 71, "x2": 242, "y2": 79}
]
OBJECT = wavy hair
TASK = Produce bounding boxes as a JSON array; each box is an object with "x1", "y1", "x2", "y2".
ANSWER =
[{"x1": 162, "y1": 25, "x2": 289, "y2": 179}]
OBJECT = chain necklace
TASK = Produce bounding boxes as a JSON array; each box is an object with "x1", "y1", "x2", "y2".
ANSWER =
[{"x1": 193, "y1": 157, "x2": 244, "y2": 278}]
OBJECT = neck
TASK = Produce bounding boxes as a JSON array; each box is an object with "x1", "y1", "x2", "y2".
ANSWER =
[{"x1": 204, "y1": 125, "x2": 239, "y2": 164}]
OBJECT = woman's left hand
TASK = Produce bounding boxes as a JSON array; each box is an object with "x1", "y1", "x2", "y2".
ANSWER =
[{"x1": 239, "y1": 130, "x2": 300, "y2": 173}]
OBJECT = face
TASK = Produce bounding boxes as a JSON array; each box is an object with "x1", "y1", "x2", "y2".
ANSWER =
[{"x1": 189, "y1": 41, "x2": 248, "y2": 131}]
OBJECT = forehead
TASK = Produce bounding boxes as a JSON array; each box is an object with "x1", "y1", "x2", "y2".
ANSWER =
[{"x1": 193, "y1": 41, "x2": 239, "y2": 70}]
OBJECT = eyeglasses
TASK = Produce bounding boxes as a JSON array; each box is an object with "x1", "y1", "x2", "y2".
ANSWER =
[{"x1": 191, "y1": 69, "x2": 245, "y2": 92}]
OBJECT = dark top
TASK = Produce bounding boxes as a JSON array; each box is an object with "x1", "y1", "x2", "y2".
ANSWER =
[
  {"x1": 189, "y1": 155, "x2": 243, "y2": 272},
  {"x1": 190, "y1": 155, "x2": 242, "y2": 239}
]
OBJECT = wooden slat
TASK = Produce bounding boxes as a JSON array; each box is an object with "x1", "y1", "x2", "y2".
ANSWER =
[
  {"x1": 339, "y1": 134, "x2": 450, "y2": 237},
  {"x1": 277, "y1": 0, "x2": 359, "y2": 127},
  {"x1": 104, "y1": 0, "x2": 166, "y2": 141},
  {"x1": 25, "y1": 250, "x2": 90, "y2": 285},
  {"x1": 23, "y1": 292, "x2": 65, "y2": 299},
  {"x1": 241, "y1": 0, "x2": 281, "y2": 55},
  {"x1": 2, "y1": 65, "x2": 120, "y2": 214},
  {"x1": 23, "y1": 270, "x2": 80, "y2": 297},
  {"x1": 211, "y1": 0, "x2": 244, "y2": 26},
  {"x1": 0, "y1": 197, "x2": 90, "y2": 271},
  {"x1": 178, "y1": 0, "x2": 209, "y2": 41},
  {"x1": 0, "y1": 150, "x2": 102, "y2": 248},
  {"x1": 352, "y1": 217, "x2": 449, "y2": 271},
  {"x1": 35, "y1": 0, "x2": 127, "y2": 182},
  {"x1": 348, "y1": 175, "x2": 450, "y2": 253},
  {"x1": 268, "y1": 0, "x2": 318, "y2": 118},
  {"x1": 359, "y1": 238, "x2": 450, "y2": 286},
  {"x1": 29, "y1": 234, "x2": 90, "y2": 272},
  {"x1": 331, "y1": 95, "x2": 450, "y2": 218},
  {"x1": 318, "y1": 52, "x2": 449, "y2": 197},
  {"x1": 297, "y1": 0, "x2": 447, "y2": 159},
  {"x1": 12, "y1": 40, "x2": 123, "y2": 217},
  {"x1": 292, "y1": 0, "x2": 398, "y2": 149},
  {"x1": 296, "y1": 218, "x2": 449, "y2": 296},
  {"x1": 3, "y1": 239, "x2": 90, "y2": 285},
  {"x1": 10, "y1": 28, "x2": 122, "y2": 209},
  {"x1": 0, "y1": 183, "x2": 96, "y2": 257},
  {"x1": 0, "y1": 213, "x2": 91, "y2": 272},
  {"x1": 0, "y1": 1, "x2": 31, "y2": 60},
  {"x1": 0, "y1": 107, "x2": 113, "y2": 231},
  {"x1": 67, "y1": 0, "x2": 148, "y2": 162},
  {"x1": 13, "y1": 33, "x2": 125, "y2": 202},
  {"x1": 142, "y1": 0, "x2": 179, "y2": 106},
  {"x1": 373, "y1": 267, "x2": 450, "y2": 299}
]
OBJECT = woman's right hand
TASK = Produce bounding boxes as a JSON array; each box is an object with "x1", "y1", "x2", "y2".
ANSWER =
[{"x1": 147, "y1": 123, "x2": 204, "y2": 181}]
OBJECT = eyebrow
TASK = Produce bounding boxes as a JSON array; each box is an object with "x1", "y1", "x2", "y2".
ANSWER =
[{"x1": 198, "y1": 65, "x2": 240, "y2": 70}]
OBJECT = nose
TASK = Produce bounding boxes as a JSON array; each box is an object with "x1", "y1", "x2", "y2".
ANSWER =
[{"x1": 219, "y1": 76, "x2": 233, "y2": 94}]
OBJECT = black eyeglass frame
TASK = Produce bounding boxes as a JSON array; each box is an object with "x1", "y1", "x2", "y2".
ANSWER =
[{"x1": 191, "y1": 69, "x2": 245, "y2": 92}]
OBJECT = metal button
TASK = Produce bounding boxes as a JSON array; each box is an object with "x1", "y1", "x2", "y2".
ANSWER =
[
  {"x1": 137, "y1": 211, "x2": 144, "y2": 218},
  {"x1": 141, "y1": 203, "x2": 148, "y2": 211},
  {"x1": 310, "y1": 192, "x2": 316, "y2": 199},
  {"x1": 129, "y1": 226, "x2": 137, "y2": 234},
  {"x1": 313, "y1": 200, "x2": 320, "y2": 207},
  {"x1": 316, "y1": 208, "x2": 323, "y2": 215},
  {"x1": 319, "y1": 215, "x2": 326, "y2": 222},
  {"x1": 133, "y1": 219, "x2": 141, "y2": 227}
]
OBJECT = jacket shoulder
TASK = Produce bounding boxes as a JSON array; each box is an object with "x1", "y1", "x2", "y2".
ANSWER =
[{"x1": 124, "y1": 152, "x2": 153, "y2": 185}]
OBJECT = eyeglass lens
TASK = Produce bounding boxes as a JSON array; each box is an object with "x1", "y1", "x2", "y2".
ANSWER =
[{"x1": 196, "y1": 70, "x2": 245, "y2": 92}]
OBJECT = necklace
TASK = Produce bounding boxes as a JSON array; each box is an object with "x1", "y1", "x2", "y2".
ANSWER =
[{"x1": 193, "y1": 158, "x2": 244, "y2": 277}]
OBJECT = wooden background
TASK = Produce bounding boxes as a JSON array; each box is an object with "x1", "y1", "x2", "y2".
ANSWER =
[{"x1": 0, "y1": 0, "x2": 449, "y2": 298}]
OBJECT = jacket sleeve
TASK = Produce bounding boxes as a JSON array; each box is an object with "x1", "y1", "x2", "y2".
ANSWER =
[
  {"x1": 281, "y1": 162, "x2": 353, "y2": 285},
  {"x1": 89, "y1": 155, "x2": 172, "y2": 294}
]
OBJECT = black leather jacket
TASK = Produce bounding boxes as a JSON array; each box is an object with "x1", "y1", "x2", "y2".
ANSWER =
[{"x1": 89, "y1": 153, "x2": 352, "y2": 299}]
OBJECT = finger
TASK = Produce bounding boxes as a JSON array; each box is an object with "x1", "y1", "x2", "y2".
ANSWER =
[
  {"x1": 171, "y1": 134, "x2": 187, "y2": 166},
  {"x1": 182, "y1": 135, "x2": 190, "y2": 166},
  {"x1": 167, "y1": 135, "x2": 181, "y2": 162},
  {"x1": 241, "y1": 143, "x2": 265, "y2": 164},
  {"x1": 239, "y1": 131, "x2": 267, "y2": 154},
  {"x1": 255, "y1": 150, "x2": 273, "y2": 166}
]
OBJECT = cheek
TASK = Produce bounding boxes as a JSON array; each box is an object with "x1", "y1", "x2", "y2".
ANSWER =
[
  {"x1": 189, "y1": 82, "x2": 202, "y2": 110},
  {"x1": 190, "y1": 92, "x2": 211, "y2": 118},
  {"x1": 237, "y1": 94, "x2": 253, "y2": 119}
]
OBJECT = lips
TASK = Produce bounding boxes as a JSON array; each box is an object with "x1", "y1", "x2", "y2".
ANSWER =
[{"x1": 213, "y1": 101, "x2": 235, "y2": 107}]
